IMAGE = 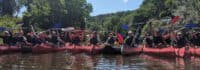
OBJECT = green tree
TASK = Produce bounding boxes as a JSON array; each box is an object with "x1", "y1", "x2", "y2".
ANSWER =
[
  {"x1": 0, "y1": 0, "x2": 22, "y2": 17},
  {"x1": 22, "y1": 0, "x2": 92, "y2": 32}
]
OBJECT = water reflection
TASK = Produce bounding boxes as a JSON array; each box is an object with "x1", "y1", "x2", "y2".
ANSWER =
[{"x1": 0, "y1": 53, "x2": 200, "y2": 70}]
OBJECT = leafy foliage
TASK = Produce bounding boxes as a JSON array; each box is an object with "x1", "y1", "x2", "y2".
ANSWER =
[
  {"x1": 0, "y1": 0, "x2": 20, "y2": 17},
  {"x1": 0, "y1": 15, "x2": 21, "y2": 30},
  {"x1": 21, "y1": 0, "x2": 92, "y2": 31},
  {"x1": 87, "y1": 0, "x2": 200, "y2": 35}
]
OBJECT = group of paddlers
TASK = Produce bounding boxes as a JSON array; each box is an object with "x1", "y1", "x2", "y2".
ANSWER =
[{"x1": 0, "y1": 28, "x2": 200, "y2": 48}]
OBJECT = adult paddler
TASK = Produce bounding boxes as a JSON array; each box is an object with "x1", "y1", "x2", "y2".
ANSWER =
[
  {"x1": 48, "y1": 31, "x2": 65, "y2": 47},
  {"x1": 175, "y1": 32, "x2": 187, "y2": 48},
  {"x1": 104, "y1": 32, "x2": 116, "y2": 46},
  {"x1": 71, "y1": 32, "x2": 81, "y2": 46},
  {"x1": 89, "y1": 31, "x2": 101, "y2": 46},
  {"x1": 26, "y1": 32, "x2": 41, "y2": 47},
  {"x1": 124, "y1": 31, "x2": 134, "y2": 47},
  {"x1": 0, "y1": 31, "x2": 13, "y2": 46},
  {"x1": 15, "y1": 32, "x2": 30, "y2": 47}
]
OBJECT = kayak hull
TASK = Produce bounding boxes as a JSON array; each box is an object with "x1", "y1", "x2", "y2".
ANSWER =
[
  {"x1": 0, "y1": 46, "x2": 21, "y2": 54},
  {"x1": 122, "y1": 47, "x2": 143, "y2": 55},
  {"x1": 124, "y1": 47, "x2": 185, "y2": 57},
  {"x1": 100, "y1": 46, "x2": 121, "y2": 54}
]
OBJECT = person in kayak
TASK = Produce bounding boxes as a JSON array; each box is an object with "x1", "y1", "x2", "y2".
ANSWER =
[
  {"x1": 124, "y1": 31, "x2": 134, "y2": 47},
  {"x1": 37, "y1": 32, "x2": 49, "y2": 45},
  {"x1": 153, "y1": 31, "x2": 164, "y2": 48},
  {"x1": 162, "y1": 31, "x2": 171, "y2": 46},
  {"x1": 71, "y1": 32, "x2": 81, "y2": 46},
  {"x1": 175, "y1": 32, "x2": 187, "y2": 48},
  {"x1": 189, "y1": 32, "x2": 200, "y2": 47},
  {"x1": 0, "y1": 31, "x2": 13, "y2": 46},
  {"x1": 196, "y1": 32, "x2": 200, "y2": 47},
  {"x1": 48, "y1": 31, "x2": 65, "y2": 47},
  {"x1": 26, "y1": 32, "x2": 41, "y2": 47},
  {"x1": 60, "y1": 32, "x2": 71, "y2": 43},
  {"x1": 104, "y1": 32, "x2": 116, "y2": 46},
  {"x1": 89, "y1": 31, "x2": 101, "y2": 46},
  {"x1": 15, "y1": 32, "x2": 30, "y2": 47},
  {"x1": 143, "y1": 34, "x2": 153, "y2": 48}
]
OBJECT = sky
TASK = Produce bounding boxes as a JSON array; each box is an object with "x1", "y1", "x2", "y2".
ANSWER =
[{"x1": 87, "y1": 0, "x2": 144, "y2": 16}]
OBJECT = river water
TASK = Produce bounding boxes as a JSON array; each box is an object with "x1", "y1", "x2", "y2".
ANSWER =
[{"x1": 0, "y1": 52, "x2": 200, "y2": 70}]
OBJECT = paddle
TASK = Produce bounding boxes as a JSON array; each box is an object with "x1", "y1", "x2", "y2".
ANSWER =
[{"x1": 130, "y1": 23, "x2": 141, "y2": 47}]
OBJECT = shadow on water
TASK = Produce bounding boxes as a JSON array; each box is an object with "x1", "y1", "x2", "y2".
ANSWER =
[{"x1": 0, "y1": 53, "x2": 200, "y2": 70}]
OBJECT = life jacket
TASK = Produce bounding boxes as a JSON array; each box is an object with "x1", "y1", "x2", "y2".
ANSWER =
[
  {"x1": 71, "y1": 36, "x2": 81, "y2": 45},
  {"x1": 106, "y1": 37, "x2": 115, "y2": 45},
  {"x1": 90, "y1": 36, "x2": 98, "y2": 45},
  {"x1": 116, "y1": 33, "x2": 124, "y2": 44},
  {"x1": 153, "y1": 36, "x2": 164, "y2": 45},
  {"x1": 176, "y1": 37, "x2": 187, "y2": 48},
  {"x1": 27, "y1": 35, "x2": 40, "y2": 45},
  {"x1": 125, "y1": 36, "x2": 134, "y2": 46},
  {"x1": 145, "y1": 37, "x2": 153, "y2": 47}
]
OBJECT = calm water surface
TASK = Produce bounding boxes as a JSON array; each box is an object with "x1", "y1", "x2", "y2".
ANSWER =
[{"x1": 0, "y1": 53, "x2": 200, "y2": 70}]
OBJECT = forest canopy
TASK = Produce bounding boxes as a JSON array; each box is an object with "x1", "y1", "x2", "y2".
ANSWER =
[{"x1": 0, "y1": 0, "x2": 92, "y2": 32}]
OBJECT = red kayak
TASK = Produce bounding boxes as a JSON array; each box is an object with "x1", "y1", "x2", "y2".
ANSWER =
[
  {"x1": 194, "y1": 48, "x2": 200, "y2": 56},
  {"x1": 0, "y1": 46, "x2": 9, "y2": 54},
  {"x1": 143, "y1": 47, "x2": 160, "y2": 56},
  {"x1": 160, "y1": 47, "x2": 177, "y2": 57},
  {"x1": 123, "y1": 45, "x2": 186, "y2": 57},
  {"x1": 0, "y1": 46, "x2": 21, "y2": 54},
  {"x1": 175, "y1": 47, "x2": 185, "y2": 57},
  {"x1": 32, "y1": 45, "x2": 68, "y2": 54},
  {"x1": 186, "y1": 48, "x2": 200, "y2": 57},
  {"x1": 143, "y1": 47, "x2": 185, "y2": 57},
  {"x1": 65, "y1": 45, "x2": 102, "y2": 54},
  {"x1": 66, "y1": 45, "x2": 84, "y2": 53},
  {"x1": 9, "y1": 46, "x2": 21, "y2": 52},
  {"x1": 32, "y1": 46, "x2": 53, "y2": 54},
  {"x1": 122, "y1": 47, "x2": 143, "y2": 55},
  {"x1": 80, "y1": 46, "x2": 102, "y2": 54}
]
